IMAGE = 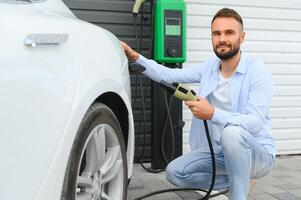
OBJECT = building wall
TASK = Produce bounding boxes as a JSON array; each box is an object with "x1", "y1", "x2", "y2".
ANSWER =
[{"x1": 182, "y1": 0, "x2": 301, "y2": 155}]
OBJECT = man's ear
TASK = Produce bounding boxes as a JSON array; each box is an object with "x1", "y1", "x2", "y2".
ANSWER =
[{"x1": 240, "y1": 31, "x2": 246, "y2": 43}]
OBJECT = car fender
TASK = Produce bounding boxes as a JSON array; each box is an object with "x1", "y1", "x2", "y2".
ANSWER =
[{"x1": 34, "y1": 28, "x2": 134, "y2": 200}]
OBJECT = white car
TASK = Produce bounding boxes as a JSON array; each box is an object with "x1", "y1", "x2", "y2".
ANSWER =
[{"x1": 0, "y1": 1, "x2": 135, "y2": 200}]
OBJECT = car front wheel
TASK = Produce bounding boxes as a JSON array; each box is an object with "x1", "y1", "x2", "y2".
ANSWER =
[{"x1": 62, "y1": 103, "x2": 127, "y2": 200}]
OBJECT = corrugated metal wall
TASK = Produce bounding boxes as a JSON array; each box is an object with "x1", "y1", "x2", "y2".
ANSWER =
[
  {"x1": 182, "y1": 0, "x2": 301, "y2": 155},
  {"x1": 63, "y1": 0, "x2": 153, "y2": 161}
]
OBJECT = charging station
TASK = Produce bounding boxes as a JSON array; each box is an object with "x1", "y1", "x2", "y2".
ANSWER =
[{"x1": 151, "y1": 0, "x2": 186, "y2": 169}]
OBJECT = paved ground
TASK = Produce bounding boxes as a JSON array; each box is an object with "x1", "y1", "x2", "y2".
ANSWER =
[{"x1": 128, "y1": 155, "x2": 301, "y2": 200}]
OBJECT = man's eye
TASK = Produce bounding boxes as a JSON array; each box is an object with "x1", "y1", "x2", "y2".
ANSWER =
[{"x1": 225, "y1": 31, "x2": 234, "y2": 35}]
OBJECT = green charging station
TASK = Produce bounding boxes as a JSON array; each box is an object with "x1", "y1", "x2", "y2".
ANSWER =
[
  {"x1": 151, "y1": 0, "x2": 187, "y2": 169},
  {"x1": 153, "y1": 0, "x2": 186, "y2": 63}
]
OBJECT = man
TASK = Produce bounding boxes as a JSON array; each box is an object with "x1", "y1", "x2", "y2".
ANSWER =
[{"x1": 121, "y1": 8, "x2": 275, "y2": 200}]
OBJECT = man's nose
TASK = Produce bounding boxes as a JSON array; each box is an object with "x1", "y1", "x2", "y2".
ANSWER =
[{"x1": 218, "y1": 33, "x2": 226, "y2": 42}]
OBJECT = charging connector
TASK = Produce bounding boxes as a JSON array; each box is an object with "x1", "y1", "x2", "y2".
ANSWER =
[
  {"x1": 160, "y1": 80, "x2": 197, "y2": 101},
  {"x1": 133, "y1": 0, "x2": 147, "y2": 15}
]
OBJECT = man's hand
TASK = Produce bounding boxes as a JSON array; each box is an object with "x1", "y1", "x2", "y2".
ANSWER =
[
  {"x1": 185, "y1": 97, "x2": 215, "y2": 120},
  {"x1": 120, "y1": 41, "x2": 139, "y2": 61}
]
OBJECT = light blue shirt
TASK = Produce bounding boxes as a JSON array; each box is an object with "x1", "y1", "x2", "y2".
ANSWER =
[
  {"x1": 136, "y1": 53, "x2": 276, "y2": 159},
  {"x1": 209, "y1": 72, "x2": 232, "y2": 146}
]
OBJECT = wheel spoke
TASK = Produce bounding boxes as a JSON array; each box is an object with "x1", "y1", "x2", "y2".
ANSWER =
[
  {"x1": 83, "y1": 126, "x2": 106, "y2": 175},
  {"x1": 83, "y1": 129, "x2": 98, "y2": 174},
  {"x1": 94, "y1": 125, "x2": 106, "y2": 170},
  {"x1": 99, "y1": 146, "x2": 120, "y2": 176},
  {"x1": 102, "y1": 160, "x2": 122, "y2": 184},
  {"x1": 77, "y1": 175, "x2": 93, "y2": 187},
  {"x1": 101, "y1": 190, "x2": 112, "y2": 200}
]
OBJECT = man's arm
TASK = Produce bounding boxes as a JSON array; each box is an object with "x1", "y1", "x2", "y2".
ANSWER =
[
  {"x1": 211, "y1": 70, "x2": 273, "y2": 134},
  {"x1": 185, "y1": 65, "x2": 273, "y2": 135},
  {"x1": 120, "y1": 41, "x2": 205, "y2": 84}
]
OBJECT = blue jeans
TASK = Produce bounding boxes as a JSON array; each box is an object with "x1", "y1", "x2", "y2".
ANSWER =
[{"x1": 166, "y1": 126, "x2": 275, "y2": 200}]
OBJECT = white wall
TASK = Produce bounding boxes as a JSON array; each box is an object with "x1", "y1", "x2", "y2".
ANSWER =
[{"x1": 183, "y1": 0, "x2": 301, "y2": 155}]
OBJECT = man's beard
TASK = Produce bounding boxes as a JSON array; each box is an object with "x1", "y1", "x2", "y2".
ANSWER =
[{"x1": 213, "y1": 42, "x2": 240, "y2": 60}]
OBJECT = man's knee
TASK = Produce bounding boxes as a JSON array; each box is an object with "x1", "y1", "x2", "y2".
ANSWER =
[
  {"x1": 221, "y1": 126, "x2": 248, "y2": 150},
  {"x1": 165, "y1": 160, "x2": 185, "y2": 186}
]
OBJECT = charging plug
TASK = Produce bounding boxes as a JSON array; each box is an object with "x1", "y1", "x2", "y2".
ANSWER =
[
  {"x1": 129, "y1": 63, "x2": 146, "y2": 73},
  {"x1": 132, "y1": 0, "x2": 147, "y2": 15},
  {"x1": 160, "y1": 80, "x2": 197, "y2": 101}
]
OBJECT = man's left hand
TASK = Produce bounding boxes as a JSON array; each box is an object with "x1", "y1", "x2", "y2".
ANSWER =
[{"x1": 185, "y1": 97, "x2": 215, "y2": 120}]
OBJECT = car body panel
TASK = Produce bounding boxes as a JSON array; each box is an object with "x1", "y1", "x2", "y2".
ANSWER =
[{"x1": 0, "y1": 1, "x2": 134, "y2": 200}]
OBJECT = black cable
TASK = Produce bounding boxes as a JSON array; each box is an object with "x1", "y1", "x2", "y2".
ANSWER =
[
  {"x1": 134, "y1": 119, "x2": 230, "y2": 200},
  {"x1": 133, "y1": 6, "x2": 163, "y2": 174},
  {"x1": 136, "y1": 2, "x2": 176, "y2": 168},
  {"x1": 132, "y1": 16, "x2": 139, "y2": 156},
  {"x1": 161, "y1": 90, "x2": 175, "y2": 163},
  {"x1": 134, "y1": 188, "x2": 229, "y2": 200},
  {"x1": 138, "y1": 73, "x2": 164, "y2": 173},
  {"x1": 139, "y1": 5, "x2": 144, "y2": 55},
  {"x1": 133, "y1": 13, "x2": 141, "y2": 156},
  {"x1": 200, "y1": 120, "x2": 215, "y2": 200}
]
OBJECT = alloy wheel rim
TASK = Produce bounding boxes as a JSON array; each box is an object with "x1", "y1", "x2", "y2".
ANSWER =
[{"x1": 75, "y1": 124, "x2": 124, "y2": 200}]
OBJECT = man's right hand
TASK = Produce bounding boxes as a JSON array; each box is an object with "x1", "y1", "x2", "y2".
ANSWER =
[{"x1": 120, "y1": 41, "x2": 139, "y2": 61}]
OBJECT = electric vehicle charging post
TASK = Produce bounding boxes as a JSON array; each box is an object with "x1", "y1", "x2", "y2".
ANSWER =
[
  {"x1": 151, "y1": 0, "x2": 187, "y2": 170},
  {"x1": 131, "y1": 0, "x2": 188, "y2": 170}
]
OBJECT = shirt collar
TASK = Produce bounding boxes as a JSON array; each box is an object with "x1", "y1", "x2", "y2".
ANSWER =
[
  {"x1": 235, "y1": 53, "x2": 247, "y2": 74},
  {"x1": 212, "y1": 52, "x2": 247, "y2": 76}
]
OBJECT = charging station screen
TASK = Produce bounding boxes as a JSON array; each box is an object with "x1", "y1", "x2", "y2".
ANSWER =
[{"x1": 165, "y1": 18, "x2": 181, "y2": 36}]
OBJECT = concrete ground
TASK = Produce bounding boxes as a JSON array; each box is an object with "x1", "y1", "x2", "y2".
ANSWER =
[{"x1": 127, "y1": 155, "x2": 301, "y2": 200}]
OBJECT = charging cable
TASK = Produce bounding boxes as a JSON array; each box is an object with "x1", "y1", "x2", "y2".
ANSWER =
[
  {"x1": 132, "y1": 3, "x2": 164, "y2": 173},
  {"x1": 133, "y1": 79, "x2": 230, "y2": 199}
]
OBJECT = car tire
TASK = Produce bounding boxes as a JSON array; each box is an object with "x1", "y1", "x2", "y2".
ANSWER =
[{"x1": 61, "y1": 103, "x2": 128, "y2": 200}]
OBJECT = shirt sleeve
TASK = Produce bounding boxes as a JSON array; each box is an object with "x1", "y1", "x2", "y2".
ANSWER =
[
  {"x1": 211, "y1": 67, "x2": 273, "y2": 135},
  {"x1": 136, "y1": 54, "x2": 206, "y2": 84}
]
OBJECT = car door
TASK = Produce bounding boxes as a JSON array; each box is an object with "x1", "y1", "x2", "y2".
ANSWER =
[{"x1": 0, "y1": 3, "x2": 80, "y2": 200}]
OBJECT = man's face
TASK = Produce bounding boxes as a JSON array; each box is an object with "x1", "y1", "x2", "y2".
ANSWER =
[{"x1": 211, "y1": 17, "x2": 245, "y2": 60}]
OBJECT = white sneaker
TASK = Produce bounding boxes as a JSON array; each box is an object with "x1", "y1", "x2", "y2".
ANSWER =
[{"x1": 196, "y1": 190, "x2": 229, "y2": 200}]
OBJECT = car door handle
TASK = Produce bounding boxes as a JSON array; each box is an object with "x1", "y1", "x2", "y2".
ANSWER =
[{"x1": 24, "y1": 33, "x2": 69, "y2": 47}]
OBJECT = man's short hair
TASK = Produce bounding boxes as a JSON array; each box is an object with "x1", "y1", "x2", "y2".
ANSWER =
[{"x1": 211, "y1": 8, "x2": 244, "y2": 29}]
